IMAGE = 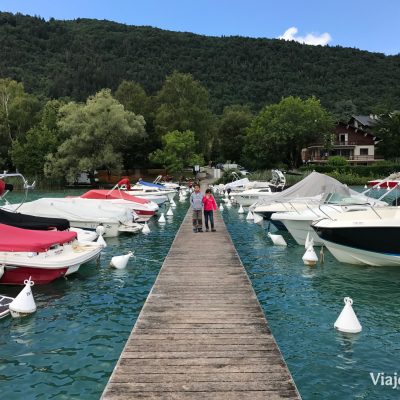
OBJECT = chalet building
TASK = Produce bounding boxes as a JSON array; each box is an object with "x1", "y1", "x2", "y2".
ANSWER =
[{"x1": 302, "y1": 115, "x2": 383, "y2": 165}]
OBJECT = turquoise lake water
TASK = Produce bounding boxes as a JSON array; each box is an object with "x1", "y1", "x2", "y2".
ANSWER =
[{"x1": 1, "y1": 188, "x2": 400, "y2": 399}]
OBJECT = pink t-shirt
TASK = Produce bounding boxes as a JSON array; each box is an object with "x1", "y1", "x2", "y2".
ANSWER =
[{"x1": 202, "y1": 195, "x2": 217, "y2": 211}]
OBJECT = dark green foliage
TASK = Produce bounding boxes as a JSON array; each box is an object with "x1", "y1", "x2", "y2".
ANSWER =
[
  {"x1": 217, "y1": 105, "x2": 253, "y2": 163},
  {"x1": 301, "y1": 163, "x2": 400, "y2": 178},
  {"x1": 1, "y1": 12, "x2": 400, "y2": 114},
  {"x1": 326, "y1": 155, "x2": 348, "y2": 166}
]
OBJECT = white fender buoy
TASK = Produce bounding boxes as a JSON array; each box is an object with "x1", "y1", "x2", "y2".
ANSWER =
[
  {"x1": 96, "y1": 225, "x2": 105, "y2": 237},
  {"x1": 302, "y1": 245, "x2": 318, "y2": 266},
  {"x1": 246, "y1": 211, "x2": 254, "y2": 220},
  {"x1": 110, "y1": 251, "x2": 134, "y2": 269},
  {"x1": 230, "y1": 196, "x2": 234, "y2": 201},
  {"x1": 253, "y1": 213, "x2": 264, "y2": 224},
  {"x1": 219, "y1": 203, "x2": 224, "y2": 211},
  {"x1": 158, "y1": 213, "x2": 166, "y2": 223},
  {"x1": 9, "y1": 277, "x2": 36, "y2": 318},
  {"x1": 0, "y1": 265, "x2": 4, "y2": 280},
  {"x1": 166, "y1": 207, "x2": 174, "y2": 216},
  {"x1": 268, "y1": 232, "x2": 287, "y2": 246},
  {"x1": 305, "y1": 233, "x2": 314, "y2": 249},
  {"x1": 226, "y1": 200, "x2": 232, "y2": 208},
  {"x1": 334, "y1": 297, "x2": 362, "y2": 333},
  {"x1": 364, "y1": 184, "x2": 367, "y2": 189},
  {"x1": 170, "y1": 199, "x2": 177, "y2": 207},
  {"x1": 95, "y1": 225, "x2": 107, "y2": 247},
  {"x1": 238, "y1": 205, "x2": 244, "y2": 214},
  {"x1": 142, "y1": 222, "x2": 150, "y2": 234},
  {"x1": 96, "y1": 234, "x2": 107, "y2": 247}
]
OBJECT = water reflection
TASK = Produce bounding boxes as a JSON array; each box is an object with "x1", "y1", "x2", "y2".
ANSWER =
[
  {"x1": 222, "y1": 201, "x2": 400, "y2": 400},
  {"x1": 0, "y1": 189, "x2": 189, "y2": 400}
]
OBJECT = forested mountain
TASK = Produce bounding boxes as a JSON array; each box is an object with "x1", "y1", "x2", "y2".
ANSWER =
[{"x1": 0, "y1": 11, "x2": 399, "y2": 113}]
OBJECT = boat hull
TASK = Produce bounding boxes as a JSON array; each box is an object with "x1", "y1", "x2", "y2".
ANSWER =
[
  {"x1": 0, "y1": 266, "x2": 69, "y2": 285},
  {"x1": 313, "y1": 224, "x2": 400, "y2": 266},
  {"x1": 319, "y1": 239, "x2": 400, "y2": 266},
  {"x1": 280, "y1": 219, "x2": 321, "y2": 245}
]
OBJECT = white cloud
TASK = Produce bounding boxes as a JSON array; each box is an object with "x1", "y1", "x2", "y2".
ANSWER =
[{"x1": 278, "y1": 26, "x2": 332, "y2": 46}]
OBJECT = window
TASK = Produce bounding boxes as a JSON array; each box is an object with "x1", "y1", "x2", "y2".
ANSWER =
[
  {"x1": 339, "y1": 133, "x2": 348, "y2": 143},
  {"x1": 360, "y1": 148, "x2": 369, "y2": 155}
]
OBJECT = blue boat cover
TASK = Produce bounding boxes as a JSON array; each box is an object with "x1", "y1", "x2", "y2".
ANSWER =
[{"x1": 139, "y1": 180, "x2": 165, "y2": 189}]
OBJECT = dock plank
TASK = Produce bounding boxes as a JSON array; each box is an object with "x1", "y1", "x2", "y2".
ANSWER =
[{"x1": 101, "y1": 201, "x2": 300, "y2": 399}]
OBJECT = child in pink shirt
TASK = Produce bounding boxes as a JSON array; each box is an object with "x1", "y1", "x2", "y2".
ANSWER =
[{"x1": 202, "y1": 188, "x2": 217, "y2": 232}]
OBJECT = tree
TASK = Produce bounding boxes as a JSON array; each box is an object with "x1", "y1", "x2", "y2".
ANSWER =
[
  {"x1": 375, "y1": 112, "x2": 400, "y2": 160},
  {"x1": 11, "y1": 100, "x2": 64, "y2": 175},
  {"x1": 155, "y1": 72, "x2": 214, "y2": 157},
  {"x1": 0, "y1": 78, "x2": 40, "y2": 167},
  {"x1": 114, "y1": 80, "x2": 149, "y2": 117},
  {"x1": 244, "y1": 96, "x2": 334, "y2": 169},
  {"x1": 332, "y1": 99, "x2": 357, "y2": 122},
  {"x1": 44, "y1": 89, "x2": 146, "y2": 182},
  {"x1": 114, "y1": 80, "x2": 159, "y2": 166},
  {"x1": 149, "y1": 130, "x2": 204, "y2": 173},
  {"x1": 217, "y1": 105, "x2": 253, "y2": 162}
]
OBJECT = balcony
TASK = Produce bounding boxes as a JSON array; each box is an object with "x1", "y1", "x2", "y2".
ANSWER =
[
  {"x1": 308, "y1": 155, "x2": 382, "y2": 162},
  {"x1": 307, "y1": 140, "x2": 362, "y2": 148}
]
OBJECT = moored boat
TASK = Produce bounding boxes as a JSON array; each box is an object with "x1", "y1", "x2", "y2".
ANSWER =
[
  {"x1": 312, "y1": 207, "x2": 400, "y2": 266},
  {"x1": 3, "y1": 198, "x2": 143, "y2": 237},
  {"x1": 0, "y1": 224, "x2": 102, "y2": 284},
  {"x1": 79, "y1": 189, "x2": 158, "y2": 220}
]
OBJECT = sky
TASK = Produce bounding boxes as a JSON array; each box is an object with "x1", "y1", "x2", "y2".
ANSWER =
[{"x1": 1, "y1": 0, "x2": 399, "y2": 55}]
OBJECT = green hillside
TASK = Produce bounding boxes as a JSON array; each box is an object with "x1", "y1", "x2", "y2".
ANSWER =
[{"x1": 1, "y1": 11, "x2": 399, "y2": 112}]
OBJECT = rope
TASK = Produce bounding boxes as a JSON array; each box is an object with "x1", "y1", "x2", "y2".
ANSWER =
[{"x1": 133, "y1": 255, "x2": 163, "y2": 264}]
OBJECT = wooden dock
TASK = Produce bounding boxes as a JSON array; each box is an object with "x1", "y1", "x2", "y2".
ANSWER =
[{"x1": 101, "y1": 208, "x2": 301, "y2": 399}]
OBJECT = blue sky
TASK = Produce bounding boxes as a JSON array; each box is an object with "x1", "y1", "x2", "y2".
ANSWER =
[{"x1": 1, "y1": 0, "x2": 399, "y2": 55}]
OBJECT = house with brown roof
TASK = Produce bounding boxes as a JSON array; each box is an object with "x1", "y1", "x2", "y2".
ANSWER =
[{"x1": 302, "y1": 115, "x2": 384, "y2": 165}]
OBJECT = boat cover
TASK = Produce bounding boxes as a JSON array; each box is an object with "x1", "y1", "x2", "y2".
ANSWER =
[
  {"x1": 224, "y1": 178, "x2": 250, "y2": 190},
  {"x1": 137, "y1": 180, "x2": 165, "y2": 189},
  {"x1": 0, "y1": 208, "x2": 70, "y2": 231},
  {"x1": 80, "y1": 190, "x2": 150, "y2": 204},
  {"x1": 0, "y1": 224, "x2": 77, "y2": 252},
  {"x1": 254, "y1": 172, "x2": 354, "y2": 205}
]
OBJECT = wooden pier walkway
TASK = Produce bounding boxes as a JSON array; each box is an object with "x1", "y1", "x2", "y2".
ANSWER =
[{"x1": 101, "y1": 208, "x2": 301, "y2": 399}]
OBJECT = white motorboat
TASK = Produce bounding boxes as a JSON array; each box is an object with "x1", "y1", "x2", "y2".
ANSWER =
[
  {"x1": 230, "y1": 187, "x2": 274, "y2": 206},
  {"x1": 153, "y1": 175, "x2": 181, "y2": 190},
  {"x1": 126, "y1": 186, "x2": 177, "y2": 202},
  {"x1": 312, "y1": 207, "x2": 400, "y2": 266},
  {"x1": 70, "y1": 227, "x2": 98, "y2": 242},
  {"x1": 225, "y1": 170, "x2": 286, "y2": 194},
  {"x1": 3, "y1": 198, "x2": 143, "y2": 237},
  {"x1": 272, "y1": 199, "x2": 387, "y2": 245},
  {"x1": 252, "y1": 172, "x2": 359, "y2": 220},
  {"x1": 0, "y1": 224, "x2": 102, "y2": 285},
  {"x1": 80, "y1": 189, "x2": 158, "y2": 221}
]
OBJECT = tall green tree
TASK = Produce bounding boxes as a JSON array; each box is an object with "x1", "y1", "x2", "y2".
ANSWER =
[
  {"x1": 114, "y1": 80, "x2": 159, "y2": 166},
  {"x1": 155, "y1": 72, "x2": 214, "y2": 157},
  {"x1": 244, "y1": 96, "x2": 333, "y2": 169},
  {"x1": 44, "y1": 89, "x2": 146, "y2": 182},
  {"x1": 217, "y1": 105, "x2": 253, "y2": 162},
  {"x1": 149, "y1": 130, "x2": 204, "y2": 173},
  {"x1": 0, "y1": 78, "x2": 40, "y2": 167},
  {"x1": 11, "y1": 100, "x2": 64, "y2": 175},
  {"x1": 114, "y1": 80, "x2": 149, "y2": 117},
  {"x1": 375, "y1": 112, "x2": 400, "y2": 160}
]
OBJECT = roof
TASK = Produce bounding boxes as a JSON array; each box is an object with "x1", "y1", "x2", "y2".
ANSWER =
[{"x1": 352, "y1": 115, "x2": 377, "y2": 127}]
